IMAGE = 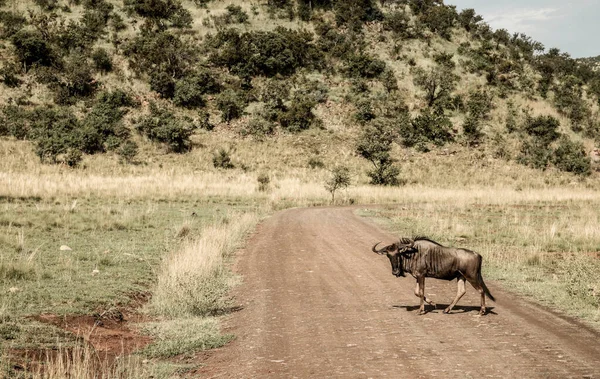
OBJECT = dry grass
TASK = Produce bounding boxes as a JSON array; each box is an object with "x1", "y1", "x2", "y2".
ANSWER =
[{"x1": 150, "y1": 212, "x2": 259, "y2": 318}]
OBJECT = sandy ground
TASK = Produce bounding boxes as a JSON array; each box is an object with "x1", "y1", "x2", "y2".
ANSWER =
[{"x1": 197, "y1": 206, "x2": 600, "y2": 378}]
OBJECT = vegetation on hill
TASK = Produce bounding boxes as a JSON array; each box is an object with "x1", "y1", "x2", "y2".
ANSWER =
[{"x1": 1, "y1": 0, "x2": 599, "y2": 179}]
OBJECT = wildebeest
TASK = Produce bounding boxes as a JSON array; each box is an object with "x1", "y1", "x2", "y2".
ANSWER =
[{"x1": 372, "y1": 237, "x2": 495, "y2": 315}]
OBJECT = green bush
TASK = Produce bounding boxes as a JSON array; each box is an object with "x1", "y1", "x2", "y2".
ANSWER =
[
  {"x1": 54, "y1": 55, "x2": 98, "y2": 105},
  {"x1": 207, "y1": 27, "x2": 323, "y2": 79},
  {"x1": 356, "y1": 120, "x2": 402, "y2": 186},
  {"x1": 411, "y1": 65, "x2": 459, "y2": 107},
  {"x1": 343, "y1": 53, "x2": 386, "y2": 79},
  {"x1": 552, "y1": 137, "x2": 591, "y2": 176},
  {"x1": 216, "y1": 89, "x2": 246, "y2": 122},
  {"x1": 124, "y1": 30, "x2": 197, "y2": 78},
  {"x1": 523, "y1": 114, "x2": 560, "y2": 145},
  {"x1": 135, "y1": 103, "x2": 196, "y2": 153},
  {"x1": 517, "y1": 139, "x2": 552, "y2": 170},
  {"x1": 420, "y1": 3, "x2": 457, "y2": 40},
  {"x1": 334, "y1": 0, "x2": 383, "y2": 30},
  {"x1": 29, "y1": 107, "x2": 83, "y2": 164},
  {"x1": 117, "y1": 140, "x2": 139, "y2": 164},
  {"x1": 212, "y1": 148, "x2": 234, "y2": 169},
  {"x1": 11, "y1": 30, "x2": 56, "y2": 69},
  {"x1": 124, "y1": 0, "x2": 191, "y2": 28},
  {"x1": 278, "y1": 95, "x2": 318, "y2": 132},
  {"x1": 400, "y1": 108, "x2": 454, "y2": 148},
  {"x1": 150, "y1": 70, "x2": 176, "y2": 99},
  {"x1": 354, "y1": 98, "x2": 375, "y2": 124},
  {"x1": 0, "y1": 105, "x2": 30, "y2": 139},
  {"x1": 80, "y1": 100, "x2": 129, "y2": 154},
  {"x1": 33, "y1": 0, "x2": 58, "y2": 11},
  {"x1": 91, "y1": 48, "x2": 113, "y2": 73},
  {"x1": 0, "y1": 11, "x2": 27, "y2": 38},
  {"x1": 173, "y1": 69, "x2": 221, "y2": 108},
  {"x1": 325, "y1": 165, "x2": 351, "y2": 203},
  {"x1": 241, "y1": 117, "x2": 275, "y2": 140},
  {"x1": 224, "y1": 5, "x2": 249, "y2": 24},
  {"x1": 0, "y1": 63, "x2": 22, "y2": 88}
]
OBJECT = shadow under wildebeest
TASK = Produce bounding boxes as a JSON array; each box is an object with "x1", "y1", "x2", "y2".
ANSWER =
[{"x1": 393, "y1": 304, "x2": 497, "y2": 315}]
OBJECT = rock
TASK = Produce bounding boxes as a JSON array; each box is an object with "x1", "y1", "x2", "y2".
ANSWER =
[{"x1": 60, "y1": 245, "x2": 72, "y2": 251}]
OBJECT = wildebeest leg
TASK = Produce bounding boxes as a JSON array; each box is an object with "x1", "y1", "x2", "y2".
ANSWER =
[
  {"x1": 466, "y1": 277, "x2": 486, "y2": 315},
  {"x1": 444, "y1": 277, "x2": 466, "y2": 314},
  {"x1": 416, "y1": 276, "x2": 426, "y2": 315},
  {"x1": 413, "y1": 280, "x2": 435, "y2": 308}
]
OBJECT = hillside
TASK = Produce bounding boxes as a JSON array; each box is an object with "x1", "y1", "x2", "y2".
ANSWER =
[{"x1": 1, "y1": 0, "x2": 600, "y2": 185}]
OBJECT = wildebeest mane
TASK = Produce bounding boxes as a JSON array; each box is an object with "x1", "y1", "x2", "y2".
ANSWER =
[{"x1": 413, "y1": 236, "x2": 443, "y2": 246}]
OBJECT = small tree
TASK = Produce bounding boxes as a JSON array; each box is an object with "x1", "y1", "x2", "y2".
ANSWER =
[
  {"x1": 411, "y1": 66, "x2": 459, "y2": 108},
  {"x1": 356, "y1": 121, "x2": 402, "y2": 186},
  {"x1": 325, "y1": 166, "x2": 351, "y2": 204}
]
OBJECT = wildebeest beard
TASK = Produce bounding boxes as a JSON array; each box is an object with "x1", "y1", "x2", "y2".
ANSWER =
[{"x1": 395, "y1": 255, "x2": 405, "y2": 277}]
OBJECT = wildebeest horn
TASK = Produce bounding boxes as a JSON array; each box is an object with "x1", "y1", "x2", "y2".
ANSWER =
[{"x1": 372, "y1": 242, "x2": 382, "y2": 254}]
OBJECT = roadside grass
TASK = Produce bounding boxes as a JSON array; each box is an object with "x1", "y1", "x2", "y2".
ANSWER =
[
  {"x1": 0, "y1": 195, "x2": 257, "y2": 377},
  {"x1": 358, "y1": 200, "x2": 600, "y2": 325}
]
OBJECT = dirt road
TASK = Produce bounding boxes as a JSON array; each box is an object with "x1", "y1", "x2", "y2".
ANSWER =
[{"x1": 199, "y1": 207, "x2": 600, "y2": 378}]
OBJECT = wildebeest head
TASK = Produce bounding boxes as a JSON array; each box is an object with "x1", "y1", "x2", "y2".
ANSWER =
[{"x1": 372, "y1": 238, "x2": 415, "y2": 277}]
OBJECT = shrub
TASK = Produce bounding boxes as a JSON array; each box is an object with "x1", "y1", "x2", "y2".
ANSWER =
[
  {"x1": 400, "y1": 108, "x2": 454, "y2": 148},
  {"x1": 135, "y1": 103, "x2": 196, "y2": 153},
  {"x1": 207, "y1": 27, "x2": 323, "y2": 79},
  {"x1": 0, "y1": 10, "x2": 27, "y2": 38},
  {"x1": 91, "y1": 48, "x2": 113, "y2": 73},
  {"x1": 223, "y1": 5, "x2": 249, "y2": 24},
  {"x1": 462, "y1": 113, "x2": 483, "y2": 145},
  {"x1": 195, "y1": 109, "x2": 214, "y2": 131},
  {"x1": 383, "y1": 9, "x2": 413, "y2": 38},
  {"x1": 343, "y1": 53, "x2": 386, "y2": 79},
  {"x1": 124, "y1": 0, "x2": 191, "y2": 28},
  {"x1": 216, "y1": 89, "x2": 246, "y2": 122},
  {"x1": 54, "y1": 54, "x2": 98, "y2": 104},
  {"x1": 0, "y1": 65, "x2": 22, "y2": 89},
  {"x1": 0, "y1": 105, "x2": 29, "y2": 139},
  {"x1": 334, "y1": 0, "x2": 383, "y2": 30},
  {"x1": 11, "y1": 30, "x2": 56, "y2": 69},
  {"x1": 552, "y1": 137, "x2": 591, "y2": 176},
  {"x1": 356, "y1": 120, "x2": 402, "y2": 186},
  {"x1": 523, "y1": 114, "x2": 560, "y2": 145},
  {"x1": 33, "y1": 0, "x2": 58, "y2": 11},
  {"x1": 124, "y1": 30, "x2": 197, "y2": 78},
  {"x1": 278, "y1": 95, "x2": 318, "y2": 132},
  {"x1": 29, "y1": 107, "x2": 83, "y2": 163},
  {"x1": 517, "y1": 139, "x2": 552, "y2": 170},
  {"x1": 411, "y1": 66, "x2": 459, "y2": 107},
  {"x1": 173, "y1": 69, "x2": 220, "y2": 108},
  {"x1": 117, "y1": 140, "x2": 139, "y2": 164},
  {"x1": 212, "y1": 148, "x2": 234, "y2": 169},
  {"x1": 257, "y1": 173, "x2": 270, "y2": 192},
  {"x1": 150, "y1": 70, "x2": 176, "y2": 99},
  {"x1": 80, "y1": 101, "x2": 129, "y2": 153},
  {"x1": 325, "y1": 165, "x2": 351, "y2": 203},
  {"x1": 241, "y1": 117, "x2": 275, "y2": 140},
  {"x1": 420, "y1": 3, "x2": 457, "y2": 40},
  {"x1": 308, "y1": 156, "x2": 325, "y2": 169},
  {"x1": 354, "y1": 98, "x2": 375, "y2": 124}
]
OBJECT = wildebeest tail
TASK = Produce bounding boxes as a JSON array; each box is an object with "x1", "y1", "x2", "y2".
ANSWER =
[{"x1": 477, "y1": 255, "x2": 495, "y2": 302}]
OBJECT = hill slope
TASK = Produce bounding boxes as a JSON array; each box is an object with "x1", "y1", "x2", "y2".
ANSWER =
[{"x1": 1, "y1": 0, "x2": 599, "y2": 186}]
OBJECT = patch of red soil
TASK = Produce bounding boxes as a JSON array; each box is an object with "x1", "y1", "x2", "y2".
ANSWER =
[{"x1": 32, "y1": 310, "x2": 151, "y2": 359}]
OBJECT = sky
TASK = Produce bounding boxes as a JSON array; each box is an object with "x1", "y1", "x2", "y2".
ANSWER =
[{"x1": 447, "y1": 1, "x2": 600, "y2": 58}]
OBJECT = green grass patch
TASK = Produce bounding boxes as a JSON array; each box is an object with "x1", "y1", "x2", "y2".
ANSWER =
[
  {"x1": 139, "y1": 317, "x2": 233, "y2": 358},
  {"x1": 0, "y1": 196, "x2": 257, "y2": 350}
]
